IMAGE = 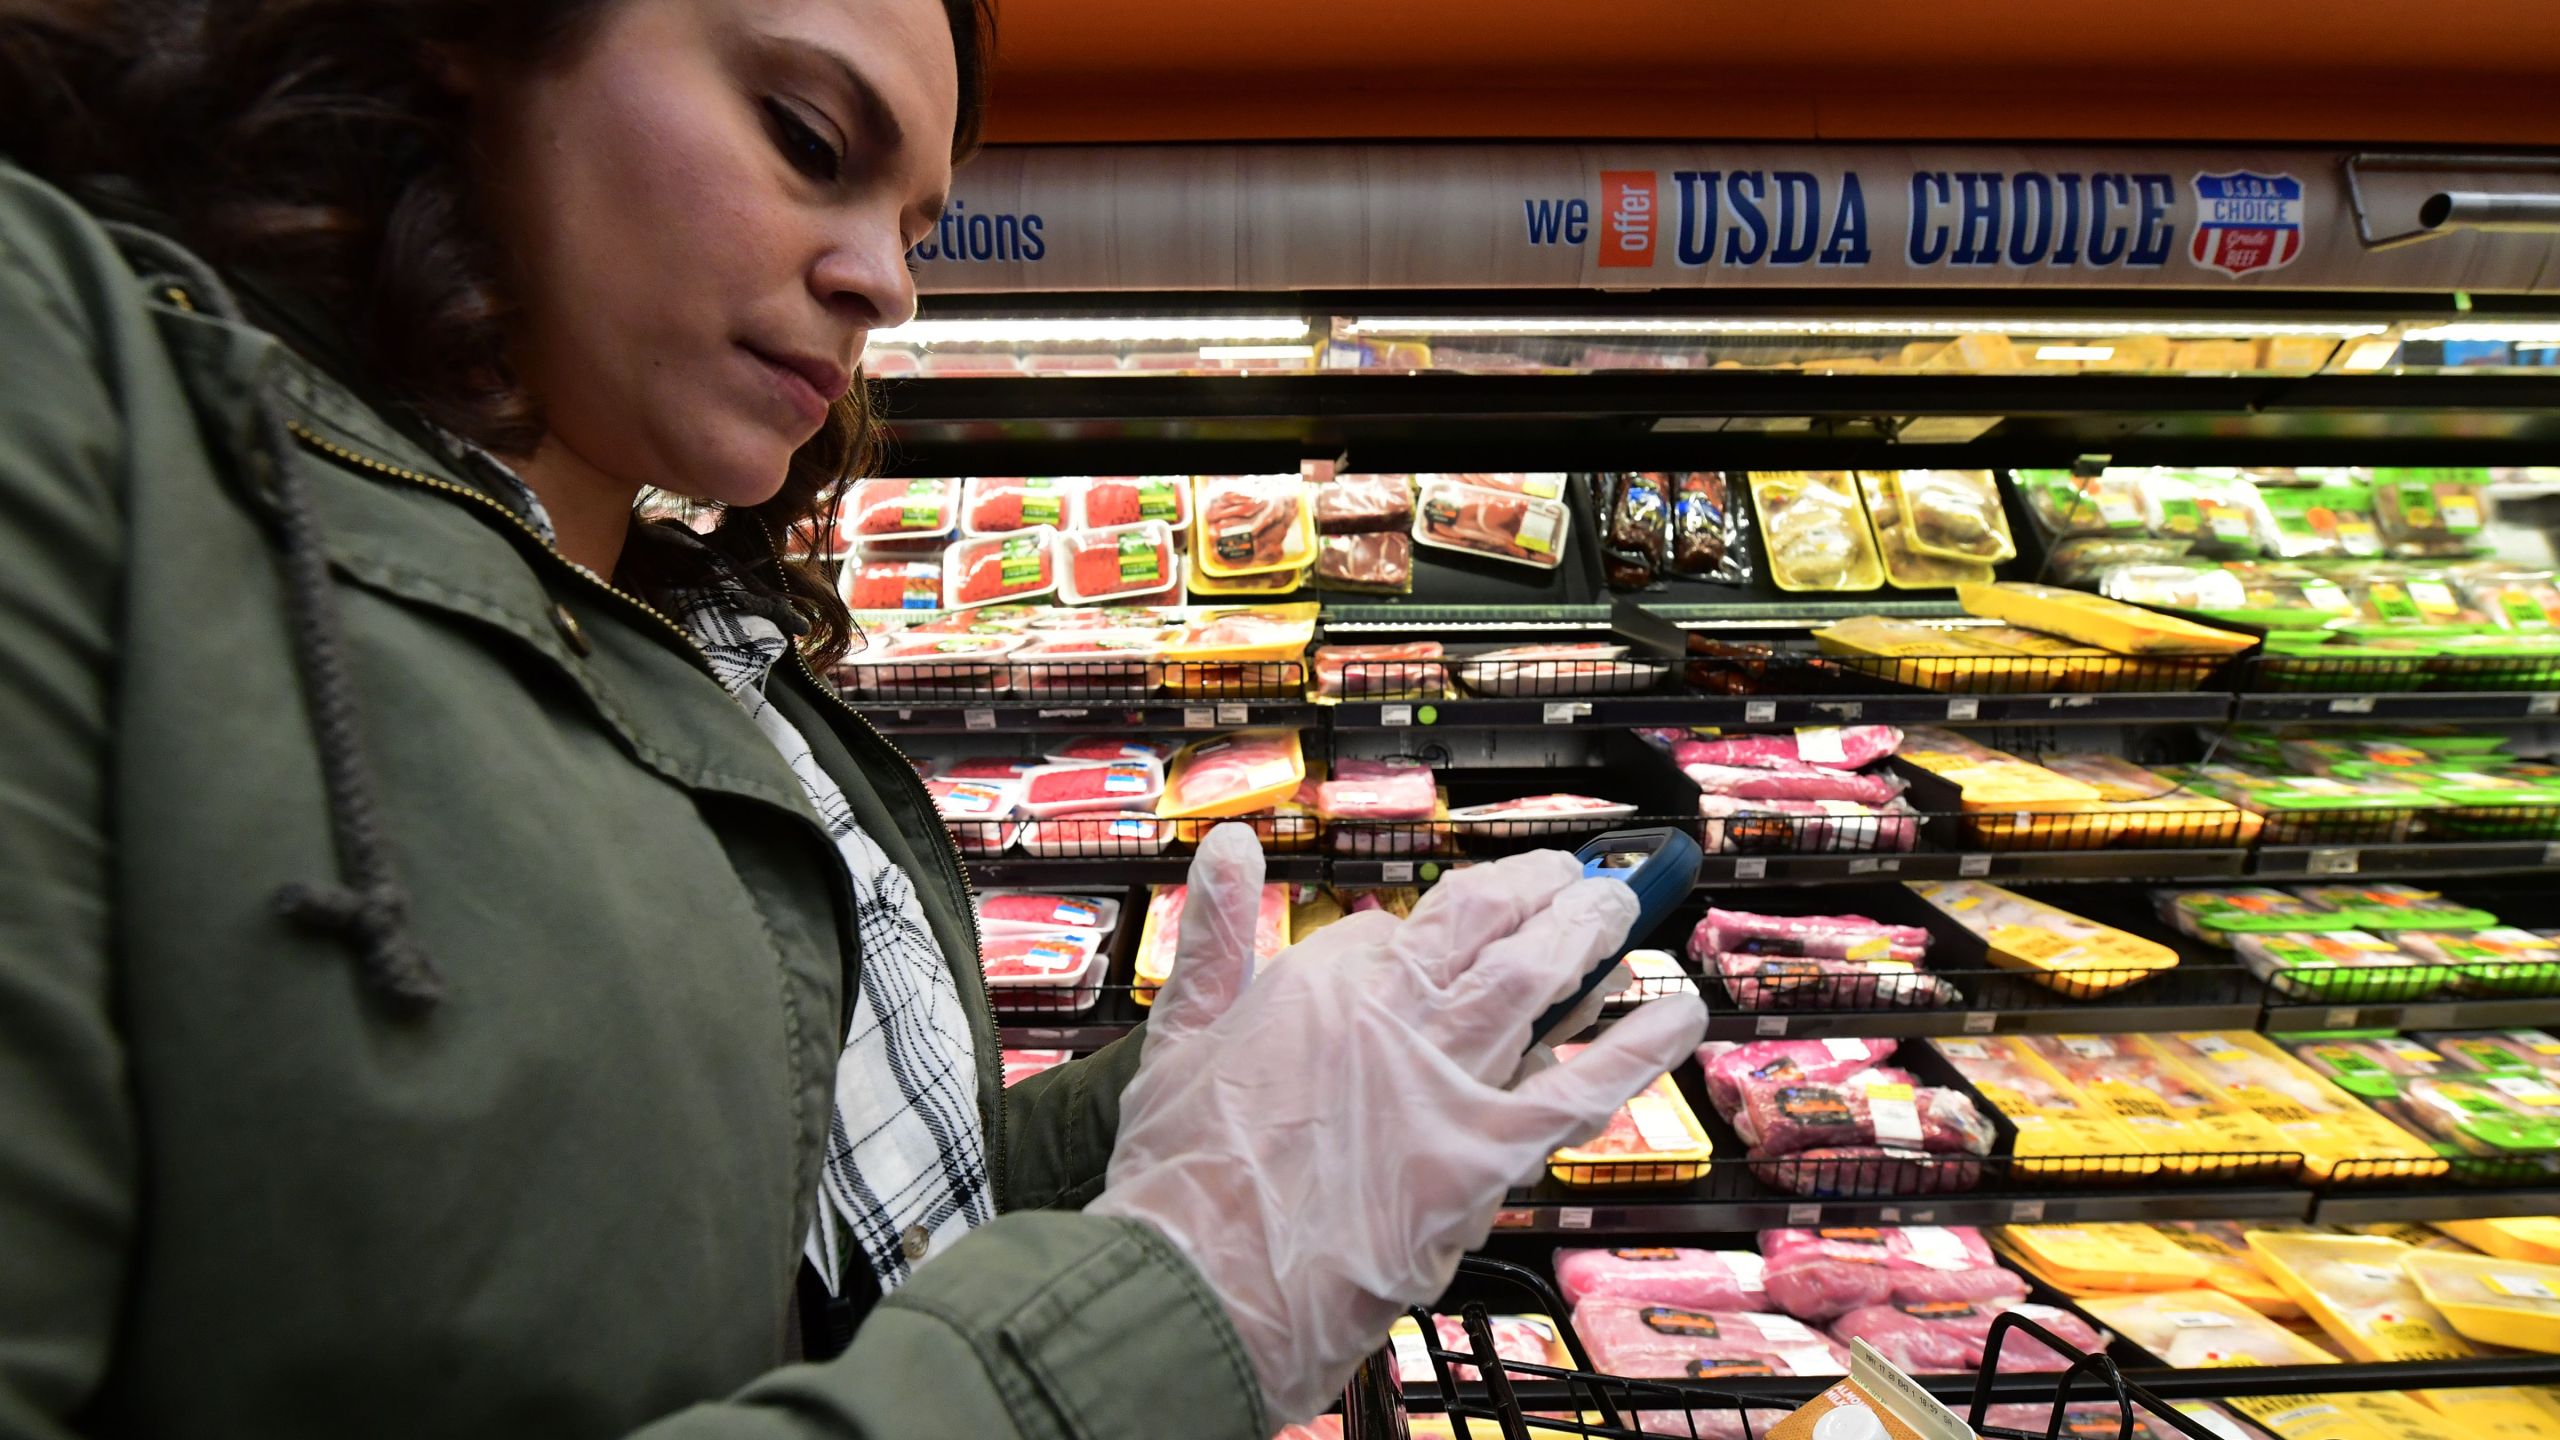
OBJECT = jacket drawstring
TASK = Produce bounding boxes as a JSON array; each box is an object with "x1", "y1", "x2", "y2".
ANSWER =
[{"x1": 104, "y1": 222, "x2": 443, "y2": 1014}]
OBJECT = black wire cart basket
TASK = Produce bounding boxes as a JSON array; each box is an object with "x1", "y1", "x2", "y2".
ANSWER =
[{"x1": 1340, "y1": 1258, "x2": 2236, "y2": 1440}]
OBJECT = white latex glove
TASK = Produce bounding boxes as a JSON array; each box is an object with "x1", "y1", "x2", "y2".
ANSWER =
[{"x1": 1090, "y1": 825, "x2": 1709, "y2": 1423}]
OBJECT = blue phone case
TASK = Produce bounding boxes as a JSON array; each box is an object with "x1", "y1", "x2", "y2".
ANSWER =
[{"x1": 1527, "y1": 827, "x2": 1705, "y2": 1046}]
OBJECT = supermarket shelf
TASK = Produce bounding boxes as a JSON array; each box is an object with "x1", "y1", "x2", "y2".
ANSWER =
[
  {"x1": 2252, "y1": 839, "x2": 2560, "y2": 880},
  {"x1": 2261, "y1": 994, "x2": 2560, "y2": 1034},
  {"x1": 1326, "y1": 691, "x2": 2230, "y2": 730},
  {"x1": 1701, "y1": 996, "x2": 2264, "y2": 1043},
  {"x1": 1487, "y1": 1184, "x2": 2312, "y2": 1234},
  {"x1": 2313, "y1": 1185, "x2": 2560, "y2": 1225},
  {"x1": 996, "y1": 1021, "x2": 1131, "y2": 1049},
  {"x1": 963, "y1": 854, "x2": 1326, "y2": 886},
  {"x1": 1687, "y1": 847, "x2": 2251, "y2": 888},
  {"x1": 2236, "y1": 689, "x2": 2560, "y2": 724},
  {"x1": 866, "y1": 699, "x2": 1319, "y2": 733}
]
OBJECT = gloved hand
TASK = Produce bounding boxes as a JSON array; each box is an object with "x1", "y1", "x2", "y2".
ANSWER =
[{"x1": 1090, "y1": 825, "x2": 1709, "y2": 1423}]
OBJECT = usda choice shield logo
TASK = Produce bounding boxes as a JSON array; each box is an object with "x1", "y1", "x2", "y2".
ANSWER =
[{"x1": 2190, "y1": 171, "x2": 2303, "y2": 277}]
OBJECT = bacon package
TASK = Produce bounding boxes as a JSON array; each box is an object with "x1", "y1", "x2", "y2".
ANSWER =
[
  {"x1": 1552, "y1": 1247, "x2": 1770, "y2": 1311},
  {"x1": 1076, "y1": 476, "x2": 1190, "y2": 530},
  {"x1": 1681, "y1": 759, "x2": 1909, "y2": 807},
  {"x1": 1571, "y1": 1301, "x2": 1850, "y2": 1380},
  {"x1": 844, "y1": 476, "x2": 959, "y2": 536},
  {"x1": 1695, "y1": 909, "x2": 1932, "y2": 963},
  {"x1": 841, "y1": 560, "x2": 944, "y2": 610},
  {"x1": 943, "y1": 528, "x2": 1059, "y2": 608},
  {"x1": 1056, "y1": 522, "x2": 1179, "y2": 604},
  {"x1": 1696, "y1": 796, "x2": 1920, "y2": 855},
  {"x1": 1313, "y1": 641, "x2": 1446, "y2": 699},
  {"x1": 1674, "y1": 726, "x2": 1905, "y2": 772},
  {"x1": 1415, "y1": 476, "x2": 1572, "y2": 570},
  {"x1": 1730, "y1": 1067, "x2": 1996, "y2": 1159},
  {"x1": 961, "y1": 476, "x2": 1077, "y2": 536},
  {"x1": 1699, "y1": 1039, "x2": 1902, "y2": 1115}
]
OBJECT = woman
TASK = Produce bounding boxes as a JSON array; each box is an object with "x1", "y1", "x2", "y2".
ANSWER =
[{"x1": 0, "y1": 0, "x2": 1706, "y2": 1435}]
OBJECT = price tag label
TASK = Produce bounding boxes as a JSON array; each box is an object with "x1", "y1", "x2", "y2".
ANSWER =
[
  {"x1": 2011, "y1": 1200, "x2": 2048, "y2": 1223},
  {"x1": 1734, "y1": 858, "x2": 1769, "y2": 881},
  {"x1": 962, "y1": 708, "x2": 996, "y2": 731},
  {"x1": 1543, "y1": 702, "x2": 1591, "y2": 725},
  {"x1": 1559, "y1": 1207, "x2": 1594, "y2": 1231},
  {"x1": 1907, "y1": 1209, "x2": 1936, "y2": 1225},
  {"x1": 1756, "y1": 1015, "x2": 1791, "y2": 1037},
  {"x1": 2531, "y1": 694, "x2": 2559, "y2": 717},
  {"x1": 2046, "y1": 695, "x2": 2096, "y2": 710},
  {"x1": 1182, "y1": 706, "x2": 1216, "y2": 729},
  {"x1": 1381, "y1": 704, "x2": 1414, "y2": 727},
  {"x1": 2327, "y1": 696, "x2": 2378, "y2": 715},
  {"x1": 2307, "y1": 848, "x2": 2361, "y2": 875},
  {"x1": 1816, "y1": 702, "x2": 1864, "y2": 720},
  {"x1": 2544, "y1": 842, "x2": 2560, "y2": 868},
  {"x1": 1945, "y1": 698, "x2": 1981, "y2": 722},
  {"x1": 1380, "y1": 862, "x2": 1415, "y2": 884},
  {"x1": 1848, "y1": 858, "x2": 1884, "y2": 875},
  {"x1": 1964, "y1": 1012, "x2": 1998, "y2": 1034},
  {"x1": 2325, "y1": 1008, "x2": 2361, "y2": 1029},
  {"x1": 1216, "y1": 702, "x2": 1251, "y2": 726},
  {"x1": 1745, "y1": 700, "x2": 1779, "y2": 724},
  {"x1": 1959, "y1": 854, "x2": 1993, "y2": 877},
  {"x1": 1878, "y1": 1206, "x2": 1904, "y2": 1223},
  {"x1": 1787, "y1": 1204, "x2": 1823, "y2": 1226},
  {"x1": 1491, "y1": 1208, "x2": 1534, "y2": 1230}
]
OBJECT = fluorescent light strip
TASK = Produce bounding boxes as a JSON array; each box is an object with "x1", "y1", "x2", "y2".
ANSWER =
[
  {"x1": 870, "y1": 316, "x2": 1310, "y2": 347},
  {"x1": 1197, "y1": 344, "x2": 1317, "y2": 361},
  {"x1": 2401, "y1": 322, "x2": 2560, "y2": 344},
  {"x1": 1341, "y1": 316, "x2": 2389, "y2": 339},
  {"x1": 2035, "y1": 345, "x2": 2117, "y2": 361}
]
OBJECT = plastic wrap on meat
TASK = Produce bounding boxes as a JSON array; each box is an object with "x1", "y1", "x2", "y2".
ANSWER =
[
  {"x1": 845, "y1": 477, "x2": 957, "y2": 536},
  {"x1": 842, "y1": 561, "x2": 943, "y2": 610},
  {"x1": 1078, "y1": 476, "x2": 1189, "y2": 530},
  {"x1": 1313, "y1": 758, "x2": 1437, "y2": 821},
  {"x1": 1603, "y1": 472, "x2": 1669, "y2": 590},
  {"x1": 1700, "y1": 1040, "x2": 1901, "y2": 1116},
  {"x1": 1392, "y1": 1314, "x2": 1560, "y2": 1385},
  {"x1": 962, "y1": 476, "x2": 1073, "y2": 535},
  {"x1": 1552, "y1": 1247, "x2": 1769, "y2": 1311},
  {"x1": 1000, "y1": 1049, "x2": 1070, "y2": 1087},
  {"x1": 1674, "y1": 726, "x2": 1904, "y2": 772},
  {"x1": 1313, "y1": 642, "x2": 1445, "y2": 698},
  {"x1": 1710, "y1": 954, "x2": 1960, "y2": 1012},
  {"x1": 1199, "y1": 475, "x2": 1310, "y2": 572},
  {"x1": 1315, "y1": 474, "x2": 1414, "y2": 534},
  {"x1": 946, "y1": 530, "x2": 1057, "y2": 607},
  {"x1": 1681, "y1": 759, "x2": 1909, "y2": 807},
  {"x1": 1733, "y1": 1069, "x2": 1992, "y2": 1158},
  {"x1": 1694, "y1": 910, "x2": 1932, "y2": 963},
  {"x1": 1314, "y1": 532, "x2": 1413, "y2": 591},
  {"x1": 1671, "y1": 472, "x2": 1752, "y2": 584},
  {"x1": 1414, "y1": 478, "x2": 1570, "y2": 570},
  {"x1": 1891, "y1": 1267, "x2": 2031, "y2": 1309},
  {"x1": 1057, "y1": 524, "x2": 1177, "y2": 603},
  {"x1": 1836, "y1": 1302, "x2": 2100, "y2": 1375},
  {"x1": 1573, "y1": 1301, "x2": 1850, "y2": 1380},
  {"x1": 1697, "y1": 796, "x2": 1920, "y2": 855},
  {"x1": 1763, "y1": 1257, "x2": 1899, "y2": 1323},
  {"x1": 1759, "y1": 1146, "x2": 1987, "y2": 1197}
]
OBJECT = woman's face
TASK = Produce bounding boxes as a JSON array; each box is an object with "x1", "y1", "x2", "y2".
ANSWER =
[{"x1": 471, "y1": 0, "x2": 957, "y2": 505}]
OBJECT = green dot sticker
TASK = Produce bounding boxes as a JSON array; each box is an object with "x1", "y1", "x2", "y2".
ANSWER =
[
  {"x1": 1419, "y1": 861, "x2": 1444, "y2": 883},
  {"x1": 1417, "y1": 704, "x2": 1439, "y2": 725}
]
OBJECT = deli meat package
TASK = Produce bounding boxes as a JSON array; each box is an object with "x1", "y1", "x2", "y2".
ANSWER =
[
  {"x1": 1552, "y1": 1247, "x2": 1770, "y2": 1311},
  {"x1": 1674, "y1": 726, "x2": 1904, "y2": 773},
  {"x1": 1831, "y1": 1300, "x2": 2098, "y2": 1374},
  {"x1": 1414, "y1": 476, "x2": 1572, "y2": 570},
  {"x1": 1572, "y1": 1300, "x2": 1850, "y2": 1379},
  {"x1": 1728, "y1": 1067, "x2": 1995, "y2": 1159}
]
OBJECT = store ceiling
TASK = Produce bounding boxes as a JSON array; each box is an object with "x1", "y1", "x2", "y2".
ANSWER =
[{"x1": 978, "y1": 1, "x2": 2560, "y2": 147}]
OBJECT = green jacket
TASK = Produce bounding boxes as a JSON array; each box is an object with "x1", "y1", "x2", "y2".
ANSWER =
[{"x1": 0, "y1": 160, "x2": 1265, "y2": 1440}]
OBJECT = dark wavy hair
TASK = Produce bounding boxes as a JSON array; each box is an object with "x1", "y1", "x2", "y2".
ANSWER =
[{"x1": 0, "y1": 0, "x2": 991, "y2": 666}]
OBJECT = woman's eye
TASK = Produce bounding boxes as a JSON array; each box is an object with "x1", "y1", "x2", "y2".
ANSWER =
[{"x1": 762, "y1": 98, "x2": 841, "y2": 183}]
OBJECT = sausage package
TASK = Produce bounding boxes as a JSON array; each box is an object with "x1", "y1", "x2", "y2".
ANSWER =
[
  {"x1": 1414, "y1": 476, "x2": 1572, "y2": 570},
  {"x1": 1601, "y1": 471, "x2": 1671, "y2": 590},
  {"x1": 1670, "y1": 472, "x2": 1754, "y2": 583}
]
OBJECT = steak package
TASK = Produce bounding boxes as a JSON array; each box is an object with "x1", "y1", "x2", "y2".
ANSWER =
[
  {"x1": 1761, "y1": 1145, "x2": 1987, "y2": 1198},
  {"x1": 1730, "y1": 1067, "x2": 1995, "y2": 1159},
  {"x1": 1314, "y1": 473, "x2": 1414, "y2": 534},
  {"x1": 1553, "y1": 1247, "x2": 1770, "y2": 1311},
  {"x1": 1414, "y1": 476, "x2": 1572, "y2": 570},
  {"x1": 1313, "y1": 531, "x2": 1414, "y2": 593},
  {"x1": 1196, "y1": 474, "x2": 1313, "y2": 576},
  {"x1": 1312, "y1": 757, "x2": 1437, "y2": 821}
]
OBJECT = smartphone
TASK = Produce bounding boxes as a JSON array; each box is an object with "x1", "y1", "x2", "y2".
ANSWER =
[{"x1": 1527, "y1": 826, "x2": 1704, "y2": 1046}]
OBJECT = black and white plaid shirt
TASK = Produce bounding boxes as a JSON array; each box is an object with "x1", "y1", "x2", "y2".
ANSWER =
[{"x1": 452, "y1": 447, "x2": 992, "y2": 1297}]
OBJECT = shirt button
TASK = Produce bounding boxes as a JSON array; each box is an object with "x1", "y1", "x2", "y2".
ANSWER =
[
  {"x1": 550, "y1": 601, "x2": 592, "y2": 657},
  {"x1": 900, "y1": 1224, "x2": 931, "y2": 1261}
]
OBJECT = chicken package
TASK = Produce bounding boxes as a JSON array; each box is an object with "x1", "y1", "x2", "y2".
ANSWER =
[
  {"x1": 1016, "y1": 759, "x2": 1164, "y2": 817},
  {"x1": 1670, "y1": 471, "x2": 1753, "y2": 584},
  {"x1": 943, "y1": 528, "x2": 1060, "y2": 609},
  {"x1": 1696, "y1": 796, "x2": 1921, "y2": 856},
  {"x1": 1312, "y1": 641, "x2": 1445, "y2": 699},
  {"x1": 1413, "y1": 476, "x2": 1572, "y2": 570},
  {"x1": 1552, "y1": 1247, "x2": 1770, "y2": 1311},
  {"x1": 999, "y1": 1049, "x2": 1071, "y2": 1087},
  {"x1": 973, "y1": 890, "x2": 1120, "y2": 936},
  {"x1": 1572, "y1": 1300, "x2": 1849, "y2": 1379},
  {"x1": 1311, "y1": 757, "x2": 1437, "y2": 821},
  {"x1": 1075, "y1": 475, "x2": 1189, "y2": 530},
  {"x1": 1888, "y1": 469, "x2": 2017, "y2": 565},
  {"x1": 1832, "y1": 1300, "x2": 2099, "y2": 1373},
  {"x1": 1601, "y1": 471, "x2": 1670, "y2": 589},
  {"x1": 2149, "y1": 1222, "x2": 2308, "y2": 1320},
  {"x1": 2247, "y1": 1231, "x2": 2475, "y2": 1363},
  {"x1": 1699, "y1": 1039, "x2": 1900, "y2": 1116},
  {"x1": 1931, "y1": 1037, "x2": 2153, "y2": 1175},
  {"x1": 1731, "y1": 1067, "x2": 1995, "y2": 1159},
  {"x1": 1195, "y1": 474, "x2": 1314, "y2": 577},
  {"x1": 2078, "y1": 1289, "x2": 2332, "y2": 1368},
  {"x1": 1313, "y1": 473, "x2": 1413, "y2": 534},
  {"x1": 1709, "y1": 954, "x2": 1961, "y2": 1012},
  {"x1": 1694, "y1": 908, "x2": 1931, "y2": 963},
  {"x1": 923, "y1": 777, "x2": 1021, "y2": 855},
  {"x1": 1158, "y1": 730, "x2": 1307, "y2": 820},
  {"x1": 2013, "y1": 1035, "x2": 2293, "y2": 1173},
  {"x1": 1681, "y1": 759, "x2": 1909, "y2": 808},
  {"x1": 1312, "y1": 532, "x2": 1413, "y2": 593},
  {"x1": 1750, "y1": 471, "x2": 1885, "y2": 592},
  {"x1": 844, "y1": 476, "x2": 959, "y2": 537},
  {"x1": 840, "y1": 560, "x2": 944, "y2": 611},
  {"x1": 1858, "y1": 471, "x2": 1998, "y2": 590},
  {"x1": 1907, "y1": 881, "x2": 2179, "y2": 997},
  {"x1": 1054, "y1": 522, "x2": 1179, "y2": 604},
  {"x1": 960, "y1": 476, "x2": 1077, "y2": 536},
  {"x1": 1674, "y1": 726, "x2": 1904, "y2": 773},
  {"x1": 1132, "y1": 882, "x2": 1290, "y2": 1005},
  {"x1": 1387, "y1": 1313, "x2": 1567, "y2": 1385},
  {"x1": 2144, "y1": 1031, "x2": 2447, "y2": 1183}
]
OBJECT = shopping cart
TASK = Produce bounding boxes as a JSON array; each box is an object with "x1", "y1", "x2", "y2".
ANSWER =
[{"x1": 1342, "y1": 1257, "x2": 2233, "y2": 1440}]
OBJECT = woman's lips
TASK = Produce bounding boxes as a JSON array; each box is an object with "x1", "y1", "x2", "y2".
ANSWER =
[{"x1": 741, "y1": 344, "x2": 837, "y2": 429}]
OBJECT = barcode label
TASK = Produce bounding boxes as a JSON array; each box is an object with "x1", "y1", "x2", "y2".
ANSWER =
[
  {"x1": 2308, "y1": 848, "x2": 2361, "y2": 875},
  {"x1": 963, "y1": 708, "x2": 996, "y2": 731},
  {"x1": 2327, "y1": 696, "x2": 2378, "y2": 715},
  {"x1": 1182, "y1": 706, "x2": 1216, "y2": 729},
  {"x1": 1559, "y1": 1206, "x2": 1593, "y2": 1231},
  {"x1": 1734, "y1": 858, "x2": 1769, "y2": 880},
  {"x1": 1381, "y1": 862, "x2": 1415, "y2": 883},
  {"x1": 1959, "y1": 854, "x2": 1992, "y2": 877},
  {"x1": 1756, "y1": 1015, "x2": 1790, "y2": 1037},
  {"x1": 1216, "y1": 703, "x2": 1251, "y2": 726},
  {"x1": 1945, "y1": 698, "x2": 1981, "y2": 721},
  {"x1": 1745, "y1": 701, "x2": 1778, "y2": 723},
  {"x1": 1381, "y1": 704, "x2": 1413, "y2": 727}
]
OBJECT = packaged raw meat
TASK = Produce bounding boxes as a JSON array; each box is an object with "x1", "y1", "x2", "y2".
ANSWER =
[
  {"x1": 1162, "y1": 603, "x2": 1318, "y2": 694},
  {"x1": 1888, "y1": 470, "x2": 2016, "y2": 564},
  {"x1": 1857, "y1": 471, "x2": 1997, "y2": 590},
  {"x1": 1606, "y1": 949, "x2": 1699, "y2": 1013},
  {"x1": 2288, "y1": 883, "x2": 2498, "y2": 932},
  {"x1": 1957, "y1": 580, "x2": 2255, "y2": 657},
  {"x1": 961, "y1": 476, "x2": 1077, "y2": 536},
  {"x1": 839, "y1": 560, "x2": 944, "y2": 611},
  {"x1": 1572, "y1": 1301, "x2": 1847, "y2": 1379},
  {"x1": 1413, "y1": 476, "x2": 1572, "y2": 570},
  {"x1": 980, "y1": 930, "x2": 1106, "y2": 1011},
  {"x1": 1602, "y1": 471, "x2": 1670, "y2": 590},
  {"x1": 1015, "y1": 810, "x2": 1174, "y2": 859},
  {"x1": 1312, "y1": 531, "x2": 1413, "y2": 593},
  {"x1": 1680, "y1": 760, "x2": 1907, "y2": 807},
  {"x1": 1696, "y1": 796, "x2": 1920, "y2": 855},
  {"x1": 2157, "y1": 886, "x2": 2352, "y2": 945},
  {"x1": 1694, "y1": 909, "x2": 1931, "y2": 963},
  {"x1": 1159, "y1": 729, "x2": 1306, "y2": 820},
  {"x1": 1552, "y1": 1247, "x2": 1769, "y2": 1311},
  {"x1": 1010, "y1": 632, "x2": 1163, "y2": 698},
  {"x1": 1699, "y1": 1039, "x2": 1900, "y2": 1115},
  {"x1": 924, "y1": 777, "x2": 1020, "y2": 855},
  {"x1": 1053, "y1": 521, "x2": 1179, "y2": 604},
  {"x1": 1749, "y1": 472, "x2": 1885, "y2": 592},
  {"x1": 2233, "y1": 929, "x2": 2449, "y2": 1003},
  {"x1": 1674, "y1": 727, "x2": 1903, "y2": 772},
  {"x1": 2404, "y1": 1248, "x2": 2560, "y2": 1352},
  {"x1": 844, "y1": 476, "x2": 959, "y2": 537},
  {"x1": 1932, "y1": 1038, "x2": 2153, "y2": 1177},
  {"x1": 2247, "y1": 1232, "x2": 2475, "y2": 1363},
  {"x1": 1043, "y1": 736, "x2": 1176, "y2": 766},
  {"x1": 974, "y1": 891, "x2": 1120, "y2": 936},
  {"x1": 1000, "y1": 1049, "x2": 1071, "y2": 1087},
  {"x1": 1549, "y1": 1049, "x2": 1712, "y2": 1186},
  {"x1": 1452, "y1": 643, "x2": 1668, "y2": 697},
  {"x1": 839, "y1": 633, "x2": 1024, "y2": 698},
  {"x1": 1195, "y1": 474, "x2": 1314, "y2": 577},
  {"x1": 2146, "y1": 1032, "x2": 2446, "y2": 1183},
  {"x1": 1312, "y1": 642, "x2": 1445, "y2": 699},
  {"x1": 1832, "y1": 1300, "x2": 2099, "y2": 1374},
  {"x1": 1132, "y1": 882, "x2": 1290, "y2": 1005},
  {"x1": 1314, "y1": 473, "x2": 1414, "y2": 534},
  {"x1": 1074, "y1": 475, "x2": 1189, "y2": 530},
  {"x1": 1311, "y1": 757, "x2": 1437, "y2": 821},
  {"x1": 1731, "y1": 1067, "x2": 1995, "y2": 1159},
  {"x1": 1761, "y1": 1146, "x2": 1985, "y2": 1197},
  {"x1": 1016, "y1": 759, "x2": 1164, "y2": 818},
  {"x1": 1669, "y1": 472, "x2": 1753, "y2": 584},
  {"x1": 942, "y1": 528, "x2": 1058, "y2": 609},
  {"x1": 2030, "y1": 752, "x2": 2261, "y2": 847},
  {"x1": 1709, "y1": 954, "x2": 1960, "y2": 1012},
  {"x1": 1757, "y1": 1231, "x2": 1897, "y2": 1322},
  {"x1": 2373, "y1": 469, "x2": 2489, "y2": 558},
  {"x1": 937, "y1": 756, "x2": 1042, "y2": 781},
  {"x1": 1417, "y1": 472, "x2": 1567, "y2": 499},
  {"x1": 2011, "y1": 1035, "x2": 2292, "y2": 1174},
  {"x1": 1387, "y1": 1312, "x2": 1568, "y2": 1385},
  {"x1": 1907, "y1": 881, "x2": 2179, "y2": 997},
  {"x1": 1444, "y1": 794, "x2": 1638, "y2": 843}
]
